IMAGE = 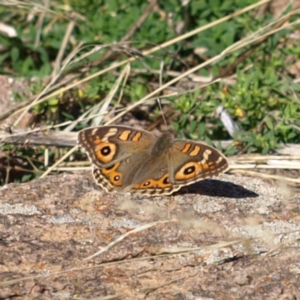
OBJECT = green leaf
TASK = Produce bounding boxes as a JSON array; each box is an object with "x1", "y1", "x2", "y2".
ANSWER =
[
  {"x1": 196, "y1": 121, "x2": 206, "y2": 137},
  {"x1": 265, "y1": 116, "x2": 274, "y2": 130},
  {"x1": 11, "y1": 46, "x2": 19, "y2": 64},
  {"x1": 21, "y1": 174, "x2": 33, "y2": 182}
]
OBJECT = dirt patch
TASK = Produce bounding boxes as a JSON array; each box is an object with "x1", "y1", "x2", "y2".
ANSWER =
[{"x1": 0, "y1": 172, "x2": 299, "y2": 299}]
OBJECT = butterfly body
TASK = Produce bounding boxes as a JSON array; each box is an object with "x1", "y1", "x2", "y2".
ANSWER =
[{"x1": 78, "y1": 126, "x2": 228, "y2": 196}]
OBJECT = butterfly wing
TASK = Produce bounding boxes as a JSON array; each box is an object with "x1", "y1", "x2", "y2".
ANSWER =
[
  {"x1": 129, "y1": 140, "x2": 228, "y2": 195},
  {"x1": 167, "y1": 140, "x2": 228, "y2": 189},
  {"x1": 78, "y1": 126, "x2": 157, "y2": 192}
]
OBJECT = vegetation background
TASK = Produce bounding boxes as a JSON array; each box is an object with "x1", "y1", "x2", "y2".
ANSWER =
[{"x1": 0, "y1": 0, "x2": 299, "y2": 185}]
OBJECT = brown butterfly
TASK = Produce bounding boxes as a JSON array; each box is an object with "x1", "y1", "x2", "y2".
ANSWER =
[{"x1": 78, "y1": 126, "x2": 228, "y2": 196}]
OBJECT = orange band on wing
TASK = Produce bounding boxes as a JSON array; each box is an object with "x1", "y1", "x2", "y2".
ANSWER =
[
  {"x1": 175, "y1": 161, "x2": 213, "y2": 181},
  {"x1": 133, "y1": 173, "x2": 171, "y2": 190},
  {"x1": 132, "y1": 132, "x2": 142, "y2": 142},
  {"x1": 181, "y1": 143, "x2": 191, "y2": 153},
  {"x1": 189, "y1": 145, "x2": 201, "y2": 156},
  {"x1": 101, "y1": 162, "x2": 123, "y2": 186},
  {"x1": 118, "y1": 130, "x2": 131, "y2": 141},
  {"x1": 117, "y1": 130, "x2": 142, "y2": 142}
]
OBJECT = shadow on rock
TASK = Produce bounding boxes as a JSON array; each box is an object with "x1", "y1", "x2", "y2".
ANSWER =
[{"x1": 177, "y1": 179, "x2": 259, "y2": 198}]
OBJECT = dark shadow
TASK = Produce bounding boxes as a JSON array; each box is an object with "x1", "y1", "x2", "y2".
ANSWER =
[{"x1": 176, "y1": 179, "x2": 259, "y2": 198}]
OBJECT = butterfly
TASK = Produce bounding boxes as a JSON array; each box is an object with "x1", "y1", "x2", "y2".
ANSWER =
[{"x1": 78, "y1": 126, "x2": 228, "y2": 196}]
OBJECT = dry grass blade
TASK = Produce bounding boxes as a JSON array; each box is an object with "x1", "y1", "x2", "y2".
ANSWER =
[
  {"x1": 39, "y1": 145, "x2": 78, "y2": 178},
  {"x1": 83, "y1": 220, "x2": 175, "y2": 261},
  {"x1": 234, "y1": 154, "x2": 300, "y2": 162},
  {"x1": 228, "y1": 152, "x2": 300, "y2": 190},
  {"x1": 0, "y1": 0, "x2": 55, "y2": 14},
  {"x1": 64, "y1": 64, "x2": 131, "y2": 131},
  {"x1": 52, "y1": 18, "x2": 77, "y2": 77},
  {"x1": 91, "y1": 64, "x2": 130, "y2": 127}
]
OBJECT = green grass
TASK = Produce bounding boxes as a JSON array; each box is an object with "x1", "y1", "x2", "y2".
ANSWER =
[{"x1": 0, "y1": 0, "x2": 300, "y2": 184}]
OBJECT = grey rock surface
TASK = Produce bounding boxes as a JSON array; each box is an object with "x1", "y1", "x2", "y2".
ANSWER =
[{"x1": 0, "y1": 172, "x2": 299, "y2": 299}]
